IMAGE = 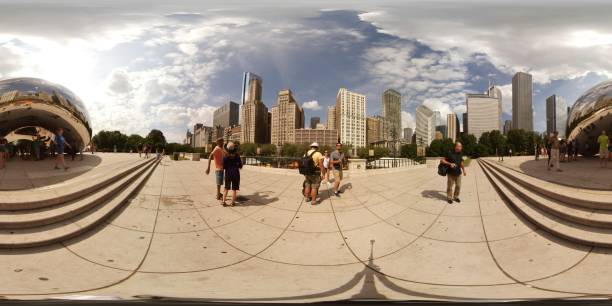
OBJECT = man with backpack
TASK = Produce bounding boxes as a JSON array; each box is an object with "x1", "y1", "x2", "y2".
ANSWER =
[{"x1": 299, "y1": 142, "x2": 324, "y2": 205}]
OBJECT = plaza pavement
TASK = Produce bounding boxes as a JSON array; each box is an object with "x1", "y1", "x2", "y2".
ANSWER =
[{"x1": 1, "y1": 154, "x2": 612, "y2": 301}]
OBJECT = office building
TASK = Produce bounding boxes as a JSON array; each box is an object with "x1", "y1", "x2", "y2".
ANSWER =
[
  {"x1": 193, "y1": 124, "x2": 213, "y2": 148},
  {"x1": 183, "y1": 130, "x2": 193, "y2": 146},
  {"x1": 327, "y1": 106, "x2": 336, "y2": 131},
  {"x1": 512, "y1": 72, "x2": 533, "y2": 131},
  {"x1": 270, "y1": 89, "x2": 304, "y2": 146},
  {"x1": 240, "y1": 72, "x2": 269, "y2": 144},
  {"x1": 336, "y1": 88, "x2": 366, "y2": 154},
  {"x1": 415, "y1": 104, "x2": 435, "y2": 146},
  {"x1": 310, "y1": 117, "x2": 320, "y2": 129},
  {"x1": 446, "y1": 113, "x2": 459, "y2": 142},
  {"x1": 503, "y1": 120, "x2": 512, "y2": 135},
  {"x1": 315, "y1": 123, "x2": 326, "y2": 129},
  {"x1": 403, "y1": 127, "x2": 413, "y2": 143},
  {"x1": 546, "y1": 94, "x2": 568, "y2": 137},
  {"x1": 366, "y1": 116, "x2": 383, "y2": 144},
  {"x1": 466, "y1": 85, "x2": 502, "y2": 140},
  {"x1": 240, "y1": 72, "x2": 262, "y2": 105},
  {"x1": 294, "y1": 128, "x2": 338, "y2": 147},
  {"x1": 213, "y1": 101, "x2": 239, "y2": 128},
  {"x1": 382, "y1": 89, "x2": 402, "y2": 140},
  {"x1": 462, "y1": 113, "x2": 468, "y2": 134}
]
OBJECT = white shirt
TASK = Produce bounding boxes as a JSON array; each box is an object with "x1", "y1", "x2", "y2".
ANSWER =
[{"x1": 323, "y1": 157, "x2": 330, "y2": 169}]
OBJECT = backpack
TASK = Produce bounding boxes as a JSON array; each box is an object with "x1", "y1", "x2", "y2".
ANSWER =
[{"x1": 299, "y1": 150, "x2": 318, "y2": 175}]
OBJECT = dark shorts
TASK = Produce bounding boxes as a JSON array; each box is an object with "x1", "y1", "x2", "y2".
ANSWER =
[
  {"x1": 224, "y1": 176, "x2": 240, "y2": 191},
  {"x1": 304, "y1": 174, "x2": 321, "y2": 189},
  {"x1": 56, "y1": 147, "x2": 65, "y2": 154}
]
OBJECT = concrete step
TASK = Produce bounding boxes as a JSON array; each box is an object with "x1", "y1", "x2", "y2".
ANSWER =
[
  {"x1": 481, "y1": 160, "x2": 612, "y2": 229},
  {"x1": 0, "y1": 158, "x2": 155, "y2": 229},
  {"x1": 0, "y1": 159, "x2": 158, "y2": 248},
  {"x1": 479, "y1": 160, "x2": 612, "y2": 247},
  {"x1": 481, "y1": 159, "x2": 612, "y2": 210},
  {"x1": 0, "y1": 157, "x2": 155, "y2": 210}
]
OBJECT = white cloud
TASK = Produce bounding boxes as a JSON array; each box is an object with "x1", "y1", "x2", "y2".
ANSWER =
[
  {"x1": 302, "y1": 100, "x2": 321, "y2": 110},
  {"x1": 401, "y1": 111, "x2": 415, "y2": 129},
  {"x1": 497, "y1": 84, "x2": 513, "y2": 115}
]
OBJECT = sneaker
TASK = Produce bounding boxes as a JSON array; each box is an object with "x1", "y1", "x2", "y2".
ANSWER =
[
  {"x1": 447, "y1": 199, "x2": 453, "y2": 204},
  {"x1": 334, "y1": 192, "x2": 340, "y2": 197},
  {"x1": 305, "y1": 197, "x2": 311, "y2": 203},
  {"x1": 453, "y1": 198, "x2": 461, "y2": 203},
  {"x1": 556, "y1": 169, "x2": 563, "y2": 172}
]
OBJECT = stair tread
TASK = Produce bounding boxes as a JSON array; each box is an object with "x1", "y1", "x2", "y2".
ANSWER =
[
  {"x1": 0, "y1": 160, "x2": 158, "y2": 247},
  {"x1": 482, "y1": 161, "x2": 612, "y2": 227},
  {"x1": 480, "y1": 160, "x2": 612, "y2": 247},
  {"x1": 0, "y1": 159, "x2": 154, "y2": 228},
  {"x1": 483, "y1": 159, "x2": 612, "y2": 208},
  {"x1": 0, "y1": 158, "x2": 154, "y2": 209}
]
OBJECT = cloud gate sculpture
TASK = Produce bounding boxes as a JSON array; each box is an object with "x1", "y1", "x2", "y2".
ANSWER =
[{"x1": 0, "y1": 77, "x2": 91, "y2": 146}]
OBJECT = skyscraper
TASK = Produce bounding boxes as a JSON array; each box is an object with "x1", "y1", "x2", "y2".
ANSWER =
[
  {"x1": 403, "y1": 127, "x2": 413, "y2": 143},
  {"x1": 415, "y1": 104, "x2": 435, "y2": 146},
  {"x1": 366, "y1": 116, "x2": 383, "y2": 144},
  {"x1": 310, "y1": 117, "x2": 320, "y2": 129},
  {"x1": 512, "y1": 72, "x2": 533, "y2": 131},
  {"x1": 466, "y1": 85, "x2": 502, "y2": 140},
  {"x1": 213, "y1": 101, "x2": 239, "y2": 128},
  {"x1": 462, "y1": 113, "x2": 468, "y2": 134},
  {"x1": 241, "y1": 72, "x2": 262, "y2": 105},
  {"x1": 240, "y1": 72, "x2": 268, "y2": 144},
  {"x1": 327, "y1": 106, "x2": 336, "y2": 131},
  {"x1": 382, "y1": 89, "x2": 402, "y2": 140},
  {"x1": 270, "y1": 89, "x2": 304, "y2": 147},
  {"x1": 546, "y1": 94, "x2": 567, "y2": 137},
  {"x1": 447, "y1": 113, "x2": 459, "y2": 142},
  {"x1": 336, "y1": 88, "x2": 366, "y2": 155},
  {"x1": 503, "y1": 120, "x2": 512, "y2": 135}
]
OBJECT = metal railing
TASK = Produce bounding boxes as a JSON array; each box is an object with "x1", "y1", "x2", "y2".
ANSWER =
[
  {"x1": 242, "y1": 156, "x2": 301, "y2": 169},
  {"x1": 365, "y1": 157, "x2": 425, "y2": 169}
]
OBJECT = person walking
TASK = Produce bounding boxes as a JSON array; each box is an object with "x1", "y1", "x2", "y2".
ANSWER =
[
  {"x1": 222, "y1": 141, "x2": 242, "y2": 206},
  {"x1": 53, "y1": 128, "x2": 71, "y2": 171},
  {"x1": 330, "y1": 142, "x2": 345, "y2": 197},
  {"x1": 546, "y1": 133, "x2": 553, "y2": 167},
  {"x1": 301, "y1": 142, "x2": 323, "y2": 204},
  {"x1": 322, "y1": 150, "x2": 330, "y2": 185},
  {"x1": 206, "y1": 138, "x2": 225, "y2": 201},
  {"x1": 440, "y1": 142, "x2": 466, "y2": 204},
  {"x1": 548, "y1": 131, "x2": 562, "y2": 172},
  {"x1": 32, "y1": 135, "x2": 41, "y2": 161},
  {"x1": 597, "y1": 131, "x2": 609, "y2": 168},
  {"x1": 137, "y1": 143, "x2": 142, "y2": 158}
]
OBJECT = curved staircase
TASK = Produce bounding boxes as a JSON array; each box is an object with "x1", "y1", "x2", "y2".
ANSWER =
[
  {"x1": 0, "y1": 157, "x2": 158, "y2": 248},
  {"x1": 479, "y1": 158, "x2": 612, "y2": 247}
]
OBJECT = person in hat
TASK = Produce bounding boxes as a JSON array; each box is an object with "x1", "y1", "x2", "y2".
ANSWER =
[
  {"x1": 303, "y1": 142, "x2": 324, "y2": 205},
  {"x1": 222, "y1": 141, "x2": 242, "y2": 206}
]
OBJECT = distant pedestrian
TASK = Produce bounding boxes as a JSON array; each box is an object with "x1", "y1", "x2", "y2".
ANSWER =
[
  {"x1": 546, "y1": 133, "x2": 553, "y2": 167},
  {"x1": 206, "y1": 138, "x2": 225, "y2": 201},
  {"x1": 597, "y1": 131, "x2": 609, "y2": 168},
  {"x1": 508, "y1": 148, "x2": 512, "y2": 157},
  {"x1": 299, "y1": 142, "x2": 323, "y2": 204},
  {"x1": 144, "y1": 144, "x2": 149, "y2": 158},
  {"x1": 608, "y1": 138, "x2": 612, "y2": 162},
  {"x1": 32, "y1": 135, "x2": 41, "y2": 161},
  {"x1": 222, "y1": 141, "x2": 242, "y2": 206},
  {"x1": 0, "y1": 138, "x2": 6, "y2": 169},
  {"x1": 54, "y1": 128, "x2": 71, "y2": 171},
  {"x1": 330, "y1": 142, "x2": 345, "y2": 197},
  {"x1": 322, "y1": 150, "x2": 331, "y2": 185},
  {"x1": 566, "y1": 140, "x2": 574, "y2": 163},
  {"x1": 440, "y1": 142, "x2": 466, "y2": 204},
  {"x1": 138, "y1": 143, "x2": 143, "y2": 158},
  {"x1": 548, "y1": 131, "x2": 562, "y2": 172}
]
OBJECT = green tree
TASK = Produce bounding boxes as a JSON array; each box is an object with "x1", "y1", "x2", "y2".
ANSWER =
[
  {"x1": 260, "y1": 143, "x2": 277, "y2": 156},
  {"x1": 239, "y1": 143, "x2": 257, "y2": 156},
  {"x1": 400, "y1": 143, "x2": 417, "y2": 159},
  {"x1": 92, "y1": 130, "x2": 128, "y2": 152},
  {"x1": 125, "y1": 134, "x2": 144, "y2": 152},
  {"x1": 145, "y1": 129, "x2": 167, "y2": 151},
  {"x1": 459, "y1": 133, "x2": 478, "y2": 157}
]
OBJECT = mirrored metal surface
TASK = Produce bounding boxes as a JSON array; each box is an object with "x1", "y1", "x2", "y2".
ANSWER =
[
  {"x1": 567, "y1": 80, "x2": 612, "y2": 156},
  {"x1": 0, "y1": 77, "x2": 91, "y2": 146}
]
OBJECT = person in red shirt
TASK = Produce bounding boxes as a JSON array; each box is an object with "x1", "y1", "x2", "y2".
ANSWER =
[{"x1": 206, "y1": 138, "x2": 225, "y2": 200}]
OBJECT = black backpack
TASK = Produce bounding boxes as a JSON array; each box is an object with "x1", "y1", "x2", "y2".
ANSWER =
[
  {"x1": 437, "y1": 161, "x2": 448, "y2": 176},
  {"x1": 299, "y1": 150, "x2": 318, "y2": 175}
]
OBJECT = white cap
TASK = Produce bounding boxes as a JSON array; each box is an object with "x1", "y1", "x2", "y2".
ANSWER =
[{"x1": 310, "y1": 142, "x2": 319, "y2": 148}]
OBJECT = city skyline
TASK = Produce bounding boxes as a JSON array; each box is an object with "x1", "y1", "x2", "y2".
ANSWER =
[{"x1": 1, "y1": 1, "x2": 611, "y2": 142}]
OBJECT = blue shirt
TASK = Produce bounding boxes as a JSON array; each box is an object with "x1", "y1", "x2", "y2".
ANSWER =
[
  {"x1": 55, "y1": 135, "x2": 65, "y2": 152},
  {"x1": 222, "y1": 154, "x2": 242, "y2": 179}
]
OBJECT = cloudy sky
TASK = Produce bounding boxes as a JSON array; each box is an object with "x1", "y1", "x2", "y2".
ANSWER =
[{"x1": 1, "y1": 0, "x2": 611, "y2": 142}]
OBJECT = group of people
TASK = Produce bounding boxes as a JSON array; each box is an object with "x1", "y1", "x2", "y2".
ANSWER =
[
  {"x1": 206, "y1": 138, "x2": 243, "y2": 206},
  {"x1": 544, "y1": 130, "x2": 611, "y2": 171},
  {"x1": 300, "y1": 142, "x2": 346, "y2": 205},
  {"x1": 0, "y1": 127, "x2": 81, "y2": 171}
]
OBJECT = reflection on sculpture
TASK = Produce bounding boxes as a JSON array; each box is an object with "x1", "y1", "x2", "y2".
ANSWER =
[
  {"x1": 567, "y1": 80, "x2": 612, "y2": 156},
  {"x1": 0, "y1": 78, "x2": 91, "y2": 147}
]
